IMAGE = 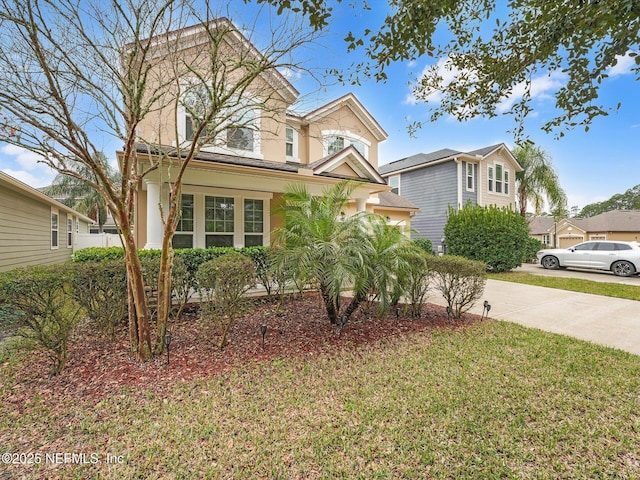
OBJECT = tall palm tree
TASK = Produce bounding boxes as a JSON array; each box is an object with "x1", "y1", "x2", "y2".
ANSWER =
[
  {"x1": 514, "y1": 143, "x2": 567, "y2": 217},
  {"x1": 46, "y1": 153, "x2": 120, "y2": 232}
]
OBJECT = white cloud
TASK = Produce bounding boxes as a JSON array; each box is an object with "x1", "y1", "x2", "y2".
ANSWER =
[
  {"x1": 279, "y1": 67, "x2": 302, "y2": 82},
  {"x1": 1, "y1": 145, "x2": 56, "y2": 187},
  {"x1": 607, "y1": 51, "x2": 637, "y2": 77},
  {"x1": 405, "y1": 57, "x2": 467, "y2": 106},
  {"x1": 1, "y1": 168, "x2": 55, "y2": 188},
  {"x1": 496, "y1": 71, "x2": 567, "y2": 114},
  {"x1": 0, "y1": 144, "x2": 47, "y2": 171}
]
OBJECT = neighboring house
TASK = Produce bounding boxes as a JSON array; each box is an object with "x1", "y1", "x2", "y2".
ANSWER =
[
  {"x1": 379, "y1": 143, "x2": 522, "y2": 252},
  {"x1": 126, "y1": 20, "x2": 418, "y2": 250},
  {"x1": 0, "y1": 171, "x2": 94, "y2": 272},
  {"x1": 532, "y1": 210, "x2": 640, "y2": 249},
  {"x1": 528, "y1": 216, "x2": 557, "y2": 247},
  {"x1": 39, "y1": 187, "x2": 119, "y2": 234}
]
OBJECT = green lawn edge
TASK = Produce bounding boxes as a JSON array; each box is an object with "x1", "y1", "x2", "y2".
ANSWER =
[{"x1": 488, "y1": 271, "x2": 640, "y2": 301}]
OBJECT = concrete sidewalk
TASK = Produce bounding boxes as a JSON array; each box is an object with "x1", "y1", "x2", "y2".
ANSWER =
[{"x1": 430, "y1": 279, "x2": 640, "y2": 356}]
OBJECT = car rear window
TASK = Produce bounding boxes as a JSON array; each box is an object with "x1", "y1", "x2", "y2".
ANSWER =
[
  {"x1": 595, "y1": 243, "x2": 616, "y2": 251},
  {"x1": 615, "y1": 243, "x2": 632, "y2": 251}
]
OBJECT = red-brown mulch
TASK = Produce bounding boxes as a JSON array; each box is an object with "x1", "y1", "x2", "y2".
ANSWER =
[{"x1": 2, "y1": 293, "x2": 481, "y2": 405}]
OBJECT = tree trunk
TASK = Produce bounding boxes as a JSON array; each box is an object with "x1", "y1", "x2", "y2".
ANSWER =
[
  {"x1": 155, "y1": 231, "x2": 174, "y2": 355},
  {"x1": 320, "y1": 283, "x2": 339, "y2": 324}
]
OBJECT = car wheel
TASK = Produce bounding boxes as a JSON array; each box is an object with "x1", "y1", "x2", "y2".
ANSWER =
[
  {"x1": 541, "y1": 255, "x2": 560, "y2": 270},
  {"x1": 612, "y1": 261, "x2": 635, "y2": 277}
]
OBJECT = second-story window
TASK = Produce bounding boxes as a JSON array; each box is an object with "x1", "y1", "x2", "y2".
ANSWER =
[
  {"x1": 466, "y1": 163, "x2": 475, "y2": 191},
  {"x1": 488, "y1": 166, "x2": 494, "y2": 192},
  {"x1": 388, "y1": 175, "x2": 400, "y2": 195},
  {"x1": 285, "y1": 126, "x2": 299, "y2": 161},
  {"x1": 488, "y1": 163, "x2": 509, "y2": 195},
  {"x1": 323, "y1": 131, "x2": 369, "y2": 159}
]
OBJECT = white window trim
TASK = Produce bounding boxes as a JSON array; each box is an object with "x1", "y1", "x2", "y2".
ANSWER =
[
  {"x1": 388, "y1": 174, "x2": 400, "y2": 195},
  {"x1": 171, "y1": 187, "x2": 272, "y2": 249},
  {"x1": 466, "y1": 163, "x2": 475, "y2": 192},
  {"x1": 285, "y1": 126, "x2": 300, "y2": 163},
  {"x1": 51, "y1": 209, "x2": 59, "y2": 250},
  {"x1": 487, "y1": 162, "x2": 510, "y2": 196},
  {"x1": 321, "y1": 129, "x2": 371, "y2": 159},
  {"x1": 487, "y1": 165, "x2": 494, "y2": 193},
  {"x1": 176, "y1": 81, "x2": 264, "y2": 159},
  {"x1": 67, "y1": 217, "x2": 73, "y2": 249}
]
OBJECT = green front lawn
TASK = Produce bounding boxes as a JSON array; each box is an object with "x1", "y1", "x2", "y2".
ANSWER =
[
  {"x1": 2, "y1": 320, "x2": 639, "y2": 479},
  {"x1": 488, "y1": 271, "x2": 640, "y2": 301}
]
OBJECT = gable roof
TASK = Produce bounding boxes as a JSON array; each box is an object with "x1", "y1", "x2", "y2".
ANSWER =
[
  {"x1": 140, "y1": 18, "x2": 299, "y2": 104},
  {"x1": 379, "y1": 143, "x2": 520, "y2": 176},
  {"x1": 377, "y1": 191, "x2": 419, "y2": 210},
  {"x1": 574, "y1": 210, "x2": 640, "y2": 232},
  {"x1": 133, "y1": 143, "x2": 387, "y2": 185},
  {"x1": 307, "y1": 145, "x2": 386, "y2": 184},
  {"x1": 0, "y1": 171, "x2": 94, "y2": 223},
  {"x1": 302, "y1": 93, "x2": 388, "y2": 142},
  {"x1": 528, "y1": 216, "x2": 556, "y2": 235}
]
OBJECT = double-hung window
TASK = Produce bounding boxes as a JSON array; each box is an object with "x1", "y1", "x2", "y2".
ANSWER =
[
  {"x1": 205, "y1": 196, "x2": 235, "y2": 247},
  {"x1": 388, "y1": 175, "x2": 400, "y2": 195},
  {"x1": 173, "y1": 194, "x2": 195, "y2": 249},
  {"x1": 67, "y1": 218, "x2": 73, "y2": 248},
  {"x1": 244, "y1": 199, "x2": 264, "y2": 247},
  {"x1": 466, "y1": 163, "x2": 475, "y2": 191},
  {"x1": 51, "y1": 211, "x2": 59, "y2": 249},
  {"x1": 488, "y1": 163, "x2": 509, "y2": 195}
]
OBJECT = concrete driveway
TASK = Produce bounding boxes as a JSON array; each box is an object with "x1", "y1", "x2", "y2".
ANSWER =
[
  {"x1": 516, "y1": 262, "x2": 640, "y2": 286},
  {"x1": 431, "y1": 278, "x2": 640, "y2": 356}
]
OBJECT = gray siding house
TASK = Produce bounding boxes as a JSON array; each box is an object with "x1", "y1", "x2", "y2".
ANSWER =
[
  {"x1": 0, "y1": 171, "x2": 94, "y2": 272},
  {"x1": 379, "y1": 143, "x2": 522, "y2": 252}
]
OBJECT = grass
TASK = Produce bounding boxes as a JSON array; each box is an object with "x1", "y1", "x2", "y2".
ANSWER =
[
  {"x1": 487, "y1": 271, "x2": 640, "y2": 301},
  {"x1": 2, "y1": 320, "x2": 640, "y2": 479}
]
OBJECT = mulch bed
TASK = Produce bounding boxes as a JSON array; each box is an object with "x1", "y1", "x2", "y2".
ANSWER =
[{"x1": 2, "y1": 293, "x2": 481, "y2": 405}]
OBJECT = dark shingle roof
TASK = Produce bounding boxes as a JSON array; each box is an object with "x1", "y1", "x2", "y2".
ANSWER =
[
  {"x1": 377, "y1": 191, "x2": 419, "y2": 210},
  {"x1": 378, "y1": 149, "x2": 460, "y2": 175},
  {"x1": 578, "y1": 210, "x2": 640, "y2": 232},
  {"x1": 379, "y1": 143, "x2": 506, "y2": 176},
  {"x1": 528, "y1": 216, "x2": 556, "y2": 234}
]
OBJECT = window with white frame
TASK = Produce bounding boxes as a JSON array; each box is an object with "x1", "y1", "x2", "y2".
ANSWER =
[
  {"x1": 180, "y1": 82, "x2": 260, "y2": 156},
  {"x1": 285, "y1": 126, "x2": 299, "y2": 161},
  {"x1": 51, "y1": 211, "x2": 59, "y2": 249},
  {"x1": 488, "y1": 166, "x2": 494, "y2": 192},
  {"x1": 488, "y1": 163, "x2": 509, "y2": 195},
  {"x1": 244, "y1": 199, "x2": 264, "y2": 247},
  {"x1": 388, "y1": 175, "x2": 400, "y2": 195},
  {"x1": 205, "y1": 196, "x2": 235, "y2": 247},
  {"x1": 466, "y1": 163, "x2": 475, "y2": 191},
  {"x1": 323, "y1": 131, "x2": 369, "y2": 159},
  {"x1": 173, "y1": 194, "x2": 194, "y2": 249},
  {"x1": 67, "y1": 218, "x2": 73, "y2": 248}
]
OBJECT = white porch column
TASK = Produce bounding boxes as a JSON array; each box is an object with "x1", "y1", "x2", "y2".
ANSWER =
[
  {"x1": 144, "y1": 180, "x2": 163, "y2": 250},
  {"x1": 356, "y1": 198, "x2": 367, "y2": 212}
]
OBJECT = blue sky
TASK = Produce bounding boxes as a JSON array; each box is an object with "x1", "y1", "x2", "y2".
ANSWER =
[{"x1": 1, "y1": 1, "x2": 638, "y2": 212}]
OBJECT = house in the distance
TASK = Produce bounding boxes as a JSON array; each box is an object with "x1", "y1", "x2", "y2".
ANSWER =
[
  {"x1": 531, "y1": 210, "x2": 640, "y2": 249},
  {"x1": 0, "y1": 171, "x2": 94, "y2": 272},
  {"x1": 379, "y1": 143, "x2": 521, "y2": 252},
  {"x1": 126, "y1": 20, "x2": 418, "y2": 251}
]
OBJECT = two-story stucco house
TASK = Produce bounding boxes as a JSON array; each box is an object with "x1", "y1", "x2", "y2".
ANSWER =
[
  {"x1": 379, "y1": 143, "x2": 522, "y2": 252},
  {"x1": 125, "y1": 20, "x2": 418, "y2": 250},
  {"x1": 0, "y1": 171, "x2": 94, "y2": 272}
]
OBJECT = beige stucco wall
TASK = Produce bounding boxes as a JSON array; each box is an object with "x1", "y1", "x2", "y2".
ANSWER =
[
  {"x1": 479, "y1": 149, "x2": 518, "y2": 208},
  {"x1": 305, "y1": 105, "x2": 380, "y2": 170}
]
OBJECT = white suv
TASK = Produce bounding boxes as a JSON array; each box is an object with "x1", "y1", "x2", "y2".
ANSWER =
[{"x1": 537, "y1": 241, "x2": 640, "y2": 277}]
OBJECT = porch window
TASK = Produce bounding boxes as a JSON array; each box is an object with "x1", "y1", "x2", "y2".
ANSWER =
[
  {"x1": 244, "y1": 199, "x2": 264, "y2": 247},
  {"x1": 67, "y1": 218, "x2": 73, "y2": 248},
  {"x1": 173, "y1": 194, "x2": 194, "y2": 249},
  {"x1": 51, "y1": 211, "x2": 59, "y2": 249},
  {"x1": 205, "y1": 196, "x2": 235, "y2": 247}
]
